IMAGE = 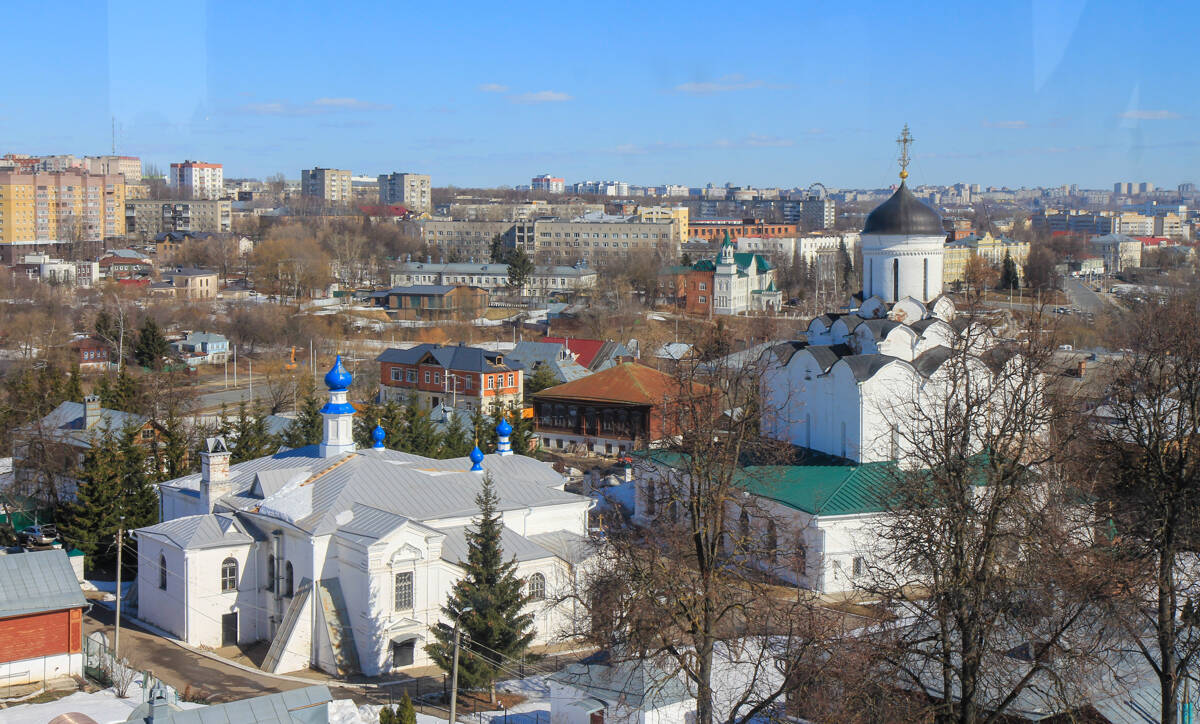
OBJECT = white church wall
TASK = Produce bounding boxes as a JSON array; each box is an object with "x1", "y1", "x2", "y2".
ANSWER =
[
  {"x1": 890, "y1": 297, "x2": 927, "y2": 325},
  {"x1": 914, "y1": 321, "x2": 955, "y2": 358},
  {"x1": 135, "y1": 536, "x2": 187, "y2": 640},
  {"x1": 177, "y1": 543, "x2": 256, "y2": 646},
  {"x1": 859, "y1": 362, "x2": 921, "y2": 464},
  {"x1": 816, "y1": 512, "x2": 893, "y2": 594},
  {"x1": 862, "y1": 233, "x2": 945, "y2": 303},
  {"x1": 879, "y1": 326, "x2": 918, "y2": 361},
  {"x1": 826, "y1": 363, "x2": 864, "y2": 461}
]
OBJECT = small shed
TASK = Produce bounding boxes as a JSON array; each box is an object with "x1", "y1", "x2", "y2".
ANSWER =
[{"x1": 0, "y1": 548, "x2": 87, "y2": 687}]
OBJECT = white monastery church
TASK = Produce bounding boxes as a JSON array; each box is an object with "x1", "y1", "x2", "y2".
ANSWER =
[{"x1": 135, "y1": 357, "x2": 593, "y2": 676}]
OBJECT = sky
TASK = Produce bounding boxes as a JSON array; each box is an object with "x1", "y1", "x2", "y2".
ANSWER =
[{"x1": 2, "y1": 0, "x2": 1197, "y2": 190}]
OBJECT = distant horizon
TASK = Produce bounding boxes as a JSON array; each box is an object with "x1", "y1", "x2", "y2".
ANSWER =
[{"x1": 3, "y1": 1, "x2": 1197, "y2": 189}]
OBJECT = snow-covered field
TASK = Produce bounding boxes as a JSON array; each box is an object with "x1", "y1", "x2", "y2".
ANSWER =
[{"x1": 0, "y1": 688, "x2": 204, "y2": 724}]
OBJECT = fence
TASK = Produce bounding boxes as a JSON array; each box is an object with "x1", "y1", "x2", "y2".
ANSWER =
[{"x1": 83, "y1": 635, "x2": 181, "y2": 706}]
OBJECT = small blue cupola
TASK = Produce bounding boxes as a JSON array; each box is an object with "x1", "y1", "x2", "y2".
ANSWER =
[
  {"x1": 319, "y1": 355, "x2": 356, "y2": 458},
  {"x1": 371, "y1": 422, "x2": 386, "y2": 449},
  {"x1": 495, "y1": 416, "x2": 514, "y2": 456},
  {"x1": 324, "y1": 354, "x2": 353, "y2": 392},
  {"x1": 469, "y1": 444, "x2": 485, "y2": 472}
]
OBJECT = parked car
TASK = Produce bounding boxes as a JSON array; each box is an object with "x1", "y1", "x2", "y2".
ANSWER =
[{"x1": 18, "y1": 524, "x2": 58, "y2": 546}]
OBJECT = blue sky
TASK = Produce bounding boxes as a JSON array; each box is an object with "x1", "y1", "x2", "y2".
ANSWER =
[{"x1": 2, "y1": 0, "x2": 1196, "y2": 189}]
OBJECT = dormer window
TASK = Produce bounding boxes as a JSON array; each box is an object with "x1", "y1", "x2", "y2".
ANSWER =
[{"x1": 495, "y1": 355, "x2": 503, "y2": 365}]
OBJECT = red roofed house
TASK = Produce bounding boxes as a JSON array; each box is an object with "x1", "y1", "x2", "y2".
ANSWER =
[
  {"x1": 0, "y1": 549, "x2": 87, "y2": 690},
  {"x1": 532, "y1": 361, "x2": 708, "y2": 456}
]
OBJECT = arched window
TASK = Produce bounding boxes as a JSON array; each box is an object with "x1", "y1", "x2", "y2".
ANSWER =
[
  {"x1": 220, "y1": 558, "x2": 238, "y2": 592},
  {"x1": 284, "y1": 562, "x2": 294, "y2": 597},
  {"x1": 159, "y1": 553, "x2": 167, "y2": 590},
  {"x1": 528, "y1": 573, "x2": 546, "y2": 600},
  {"x1": 267, "y1": 555, "x2": 276, "y2": 592},
  {"x1": 892, "y1": 258, "x2": 899, "y2": 301}
]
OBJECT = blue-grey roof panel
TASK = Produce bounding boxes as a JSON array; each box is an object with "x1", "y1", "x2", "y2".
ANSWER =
[{"x1": 0, "y1": 549, "x2": 86, "y2": 618}]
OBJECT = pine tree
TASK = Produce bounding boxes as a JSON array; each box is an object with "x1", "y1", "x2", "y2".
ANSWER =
[
  {"x1": 999, "y1": 250, "x2": 1020, "y2": 291},
  {"x1": 401, "y1": 405, "x2": 441, "y2": 457},
  {"x1": 472, "y1": 410, "x2": 499, "y2": 453},
  {"x1": 65, "y1": 365, "x2": 84, "y2": 403},
  {"x1": 440, "y1": 412, "x2": 473, "y2": 459},
  {"x1": 117, "y1": 426, "x2": 159, "y2": 530},
  {"x1": 226, "y1": 402, "x2": 278, "y2": 462},
  {"x1": 505, "y1": 247, "x2": 535, "y2": 293},
  {"x1": 283, "y1": 389, "x2": 324, "y2": 449},
  {"x1": 152, "y1": 409, "x2": 192, "y2": 480},
  {"x1": 525, "y1": 363, "x2": 559, "y2": 395},
  {"x1": 133, "y1": 317, "x2": 170, "y2": 369},
  {"x1": 837, "y1": 238, "x2": 854, "y2": 294},
  {"x1": 395, "y1": 693, "x2": 416, "y2": 724},
  {"x1": 58, "y1": 429, "x2": 124, "y2": 566},
  {"x1": 97, "y1": 368, "x2": 142, "y2": 413},
  {"x1": 425, "y1": 474, "x2": 536, "y2": 702}
]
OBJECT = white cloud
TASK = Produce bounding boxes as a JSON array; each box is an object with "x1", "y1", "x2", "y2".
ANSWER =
[
  {"x1": 983, "y1": 120, "x2": 1029, "y2": 129},
  {"x1": 511, "y1": 90, "x2": 572, "y2": 104},
  {"x1": 674, "y1": 74, "x2": 764, "y2": 95},
  {"x1": 1118, "y1": 109, "x2": 1181, "y2": 120},
  {"x1": 312, "y1": 97, "x2": 391, "y2": 111},
  {"x1": 478, "y1": 83, "x2": 509, "y2": 93}
]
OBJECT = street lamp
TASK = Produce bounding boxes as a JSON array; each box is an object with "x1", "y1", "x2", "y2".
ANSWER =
[{"x1": 447, "y1": 606, "x2": 473, "y2": 723}]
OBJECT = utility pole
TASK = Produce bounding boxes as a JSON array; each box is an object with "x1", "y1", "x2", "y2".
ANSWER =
[
  {"x1": 114, "y1": 515, "x2": 124, "y2": 662},
  {"x1": 448, "y1": 605, "x2": 473, "y2": 723}
]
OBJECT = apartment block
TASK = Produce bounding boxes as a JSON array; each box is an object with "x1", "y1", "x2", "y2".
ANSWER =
[
  {"x1": 0, "y1": 171, "x2": 125, "y2": 243},
  {"x1": 526, "y1": 214, "x2": 677, "y2": 265},
  {"x1": 378, "y1": 172, "x2": 432, "y2": 213},
  {"x1": 532, "y1": 174, "x2": 565, "y2": 193},
  {"x1": 85, "y1": 156, "x2": 142, "y2": 183},
  {"x1": 300, "y1": 167, "x2": 353, "y2": 204},
  {"x1": 125, "y1": 199, "x2": 232, "y2": 237},
  {"x1": 401, "y1": 219, "x2": 530, "y2": 261},
  {"x1": 170, "y1": 160, "x2": 223, "y2": 200}
]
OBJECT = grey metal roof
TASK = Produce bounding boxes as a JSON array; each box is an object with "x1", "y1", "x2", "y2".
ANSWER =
[
  {"x1": 136, "y1": 684, "x2": 333, "y2": 723},
  {"x1": 379, "y1": 284, "x2": 456, "y2": 295},
  {"x1": 835, "y1": 314, "x2": 867, "y2": 334},
  {"x1": 550, "y1": 653, "x2": 693, "y2": 710},
  {"x1": 375, "y1": 343, "x2": 524, "y2": 372},
  {"x1": 908, "y1": 318, "x2": 942, "y2": 333},
  {"x1": 508, "y1": 342, "x2": 592, "y2": 384},
  {"x1": 841, "y1": 354, "x2": 904, "y2": 382},
  {"x1": 137, "y1": 513, "x2": 256, "y2": 550},
  {"x1": 770, "y1": 341, "x2": 808, "y2": 366},
  {"x1": 861, "y1": 319, "x2": 901, "y2": 340},
  {"x1": 862, "y1": 181, "x2": 944, "y2": 236},
  {"x1": 37, "y1": 401, "x2": 148, "y2": 447},
  {"x1": 912, "y1": 346, "x2": 955, "y2": 378},
  {"x1": 161, "y1": 446, "x2": 584, "y2": 539},
  {"x1": 438, "y1": 525, "x2": 557, "y2": 565},
  {"x1": 528, "y1": 531, "x2": 594, "y2": 565},
  {"x1": 0, "y1": 549, "x2": 86, "y2": 618},
  {"x1": 801, "y1": 344, "x2": 854, "y2": 373}
]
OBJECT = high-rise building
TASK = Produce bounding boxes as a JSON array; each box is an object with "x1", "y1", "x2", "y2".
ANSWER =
[
  {"x1": 125, "y1": 199, "x2": 232, "y2": 237},
  {"x1": 531, "y1": 174, "x2": 565, "y2": 193},
  {"x1": 798, "y1": 198, "x2": 836, "y2": 230},
  {"x1": 378, "y1": 172, "x2": 431, "y2": 213},
  {"x1": 300, "y1": 167, "x2": 353, "y2": 204},
  {"x1": 0, "y1": 171, "x2": 125, "y2": 244},
  {"x1": 170, "y1": 160, "x2": 224, "y2": 200},
  {"x1": 85, "y1": 156, "x2": 142, "y2": 183}
]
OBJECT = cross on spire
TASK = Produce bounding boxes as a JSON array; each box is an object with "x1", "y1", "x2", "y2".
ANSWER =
[{"x1": 897, "y1": 124, "x2": 913, "y2": 180}]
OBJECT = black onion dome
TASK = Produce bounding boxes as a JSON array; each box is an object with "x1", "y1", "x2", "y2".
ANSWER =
[{"x1": 862, "y1": 182, "x2": 943, "y2": 235}]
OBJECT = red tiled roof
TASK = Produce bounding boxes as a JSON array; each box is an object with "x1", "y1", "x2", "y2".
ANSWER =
[
  {"x1": 1135, "y1": 236, "x2": 1172, "y2": 246},
  {"x1": 533, "y1": 361, "x2": 704, "y2": 406},
  {"x1": 542, "y1": 337, "x2": 606, "y2": 368},
  {"x1": 358, "y1": 204, "x2": 410, "y2": 217}
]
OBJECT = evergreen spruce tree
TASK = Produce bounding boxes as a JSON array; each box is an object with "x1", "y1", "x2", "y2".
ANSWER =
[
  {"x1": 117, "y1": 425, "x2": 159, "y2": 529},
  {"x1": 999, "y1": 250, "x2": 1020, "y2": 291},
  {"x1": 525, "y1": 363, "x2": 559, "y2": 395},
  {"x1": 227, "y1": 402, "x2": 278, "y2": 462},
  {"x1": 133, "y1": 317, "x2": 170, "y2": 369},
  {"x1": 152, "y1": 409, "x2": 192, "y2": 480},
  {"x1": 425, "y1": 474, "x2": 536, "y2": 702},
  {"x1": 97, "y1": 368, "x2": 142, "y2": 412},
  {"x1": 401, "y1": 405, "x2": 441, "y2": 457},
  {"x1": 440, "y1": 412, "x2": 473, "y2": 458},
  {"x1": 472, "y1": 410, "x2": 499, "y2": 453},
  {"x1": 378, "y1": 705, "x2": 395, "y2": 724},
  {"x1": 65, "y1": 364, "x2": 84, "y2": 403},
  {"x1": 396, "y1": 693, "x2": 416, "y2": 724},
  {"x1": 58, "y1": 429, "x2": 124, "y2": 566},
  {"x1": 836, "y1": 238, "x2": 854, "y2": 294},
  {"x1": 283, "y1": 388, "x2": 325, "y2": 449}
]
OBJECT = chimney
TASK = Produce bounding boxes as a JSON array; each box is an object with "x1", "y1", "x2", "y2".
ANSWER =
[
  {"x1": 147, "y1": 684, "x2": 171, "y2": 722},
  {"x1": 200, "y1": 437, "x2": 232, "y2": 513},
  {"x1": 1076, "y1": 359, "x2": 1087, "y2": 377},
  {"x1": 623, "y1": 458, "x2": 633, "y2": 483},
  {"x1": 84, "y1": 395, "x2": 101, "y2": 429}
]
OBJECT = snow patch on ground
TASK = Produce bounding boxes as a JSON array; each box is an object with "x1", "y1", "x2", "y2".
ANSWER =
[
  {"x1": 327, "y1": 699, "x2": 445, "y2": 724},
  {"x1": 1, "y1": 688, "x2": 203, "y2": 724}
]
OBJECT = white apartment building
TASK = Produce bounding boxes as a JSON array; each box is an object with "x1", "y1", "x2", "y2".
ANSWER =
[
  {"x1": 379, "y1": 172, "x2": 432, "y2": 213},
  {"x1": 170, "y1": 161, "x2": 224, "y2": 200},
  {"x1": 300, "y1": 168, "x2": 353, "y2": 204}
]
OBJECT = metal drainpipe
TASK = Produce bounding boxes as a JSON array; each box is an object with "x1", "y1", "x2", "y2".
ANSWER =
[{"x1": 271, "y1": 531, "x2": 282, "y2": 634}]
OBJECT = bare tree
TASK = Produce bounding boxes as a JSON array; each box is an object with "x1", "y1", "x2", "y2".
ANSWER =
[
  {"x1": 573, "y1": 326, "x2": 837, "y2": 724},
  {"x1": 1089, "y1": 288, "x2": 1200, "y2": 724},
  {"x1": 859, "y1": 306, "x2": 1110, "y2": 723}
]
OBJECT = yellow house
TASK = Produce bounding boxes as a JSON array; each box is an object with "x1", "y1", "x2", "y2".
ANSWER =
[
  {"x1": 943, "y1": 232, "x2": 1031, "y2": 285},
  {"x1": 636, "y1": 205, "x2": 689, "y2": 252}
]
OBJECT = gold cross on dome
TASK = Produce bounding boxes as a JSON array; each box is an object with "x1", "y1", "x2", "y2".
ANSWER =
[{"x1": 897, "y1": 124, "x2": 913, "y2": 180}]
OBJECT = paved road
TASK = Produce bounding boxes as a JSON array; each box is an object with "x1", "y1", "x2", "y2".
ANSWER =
[{"x1": 1062, "y1": 276, "x2": 1106, "y2": 315}]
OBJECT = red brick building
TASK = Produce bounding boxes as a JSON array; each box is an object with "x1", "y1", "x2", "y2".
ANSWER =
[
  {"x1": 376, "y1": 343, "x2": 523, "y2": 414},
  {"x1": 69, "y1": 336, "x2": 110, "y2": 372},
  {"x1": 688, "y1": 218, "x2": 796, "y2": 241},
  {"x1": 0, "y1": 549, "x2": 86, "y2": 688}
]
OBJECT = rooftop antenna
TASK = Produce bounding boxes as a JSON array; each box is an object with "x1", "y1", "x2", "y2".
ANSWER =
[
  {"x1": 896, "y1": 124, "x2": 913, "y2": 181},
  {"x1": 112, "y1": 116, "x2": 116, "y2": 155}
]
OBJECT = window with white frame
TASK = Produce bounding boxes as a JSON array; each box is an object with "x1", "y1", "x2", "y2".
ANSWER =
[
  {"x1": 528, "y1": 573, "x2": 546, "y2": 600},
  {"x1": 390, "y1": 368, "x2": 401, "y2": 382},
  {"x1": 394, "y1": 571, "x2": 414, "y2": 609},
  {"x1": 220, "y1": 558, "x2": 238, "y2": 592}
]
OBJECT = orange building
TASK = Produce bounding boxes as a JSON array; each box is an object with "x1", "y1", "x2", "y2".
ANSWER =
[
  {"x1": 688, "y1": 218, "x2": 796, "y2": 241},
  {"x1": 376, "y1": 342, "x2": 523, "y2": 414}
]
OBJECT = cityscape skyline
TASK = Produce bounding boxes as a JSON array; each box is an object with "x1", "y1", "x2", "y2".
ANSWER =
[{"x1": 1, "y1": 1, "x2": 1196, "y2": 189}]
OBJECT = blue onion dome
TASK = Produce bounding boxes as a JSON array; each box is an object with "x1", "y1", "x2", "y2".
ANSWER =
[
  {"x1": 324, "y1": 354, "x2": 352, "y2": 391},
  {"x1": 495, "y1": 416, "x2": 513, "y2": 437},
  {"x1": 469, "y1": 445, "x2": 485, "y2": 467},
  {"x1": 371, "y1": 424, "x2": 386, "y2": 448}
]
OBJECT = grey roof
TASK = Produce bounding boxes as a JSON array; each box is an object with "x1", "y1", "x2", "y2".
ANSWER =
[
  {"x1": 379, "y1": 284, "x2": 456, "y2": 295},
  {"x1": 439, "y1": 525, "x2": 557, "y2": 565},
  {"x1": 395, "y1": 261, "x2": 595, "y2": 277},
  {"x1": 809, "y1": 313, "x2": 843, "y2": 330},
  {"x1": 835, "y1": 314, "x2": 867, "y2": 334},
  {"x1": 908, "y1": 318, "x2": 943, "y2": 333},
  {"x1": 841, "y1": 354, "x2": 903, "y2": 382},
  {"x1": 158, "y1": 446, "x2": 583, "y2": 539},
  {"x1": 770, "y1": 341, "x2": 808, "y2": 366},
  {"x1": 508, "y1": 342, "x2": 592, "y2": 384},
  {"x1": 696, "y1": 341, "x2": 778, "y2": 374},
  {"x1": 181, "y1": 332, "x2": 227, "y2": 345},
  {"x1": 802, "y1": 344, "x2": 855, "y2": 373},
  {"x1": 550, "y1": 653, "x2": 693, "y2": 710},
  {"x1": 0, "y1": 549, "x2": 86, "y2": 618},
  {"x1": 376, "y1": 343, "x2": 524, "y2": 373},
  {"x1": 862, "y1": 181, "x2": 944, "y2": 236},
  {"x1": 860, "y1": 319, "x2": 902, "y2": 340},
  {"x1": 528, "y1": 531, "x2": 594, "y2": 565},
  {"x1": 137, "y1": 513, "x2": 256, "y2": 550},
  {"x1": 912, "y1": 346, "x2": 955, "y2": 378},
  {"x1": 130, "y1": 684, "x2": 333, "y2": 723},
  {"x1": 36, "y1": 401, "x2": 148, "y2": 447},
  {"x1": 166, "y1": 268, "x2": 217, "y2": 277}
]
